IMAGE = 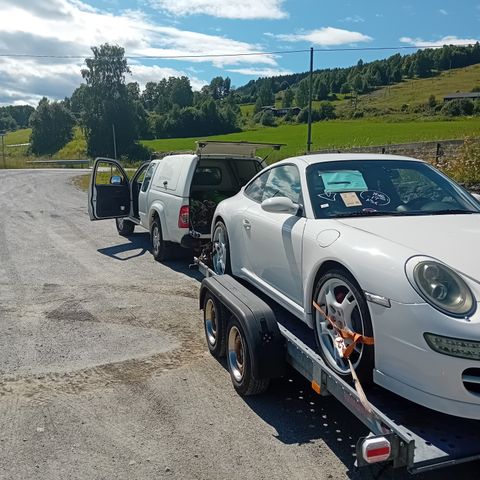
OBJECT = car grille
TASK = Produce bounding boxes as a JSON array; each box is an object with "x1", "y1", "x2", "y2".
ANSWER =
[{"x1": 462, "y1": 368, "x2": 480, "y2": 396}]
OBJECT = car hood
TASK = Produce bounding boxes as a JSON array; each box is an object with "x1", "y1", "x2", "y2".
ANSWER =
[{"x1": 336, "y1": 214, "x2": 480, "y2": 279}]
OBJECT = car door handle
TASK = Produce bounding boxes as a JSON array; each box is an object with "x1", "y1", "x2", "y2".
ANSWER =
[{"x1": 242, "y1": 219, "x2": 251, "y2": 230}]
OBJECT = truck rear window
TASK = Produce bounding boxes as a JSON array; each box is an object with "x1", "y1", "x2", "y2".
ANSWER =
[{"x1": 193, "y1": 167, "x2": 222, "y2": 186}]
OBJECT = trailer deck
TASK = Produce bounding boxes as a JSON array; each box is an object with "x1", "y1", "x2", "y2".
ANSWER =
[{"x1": 198, "y1": 264, "x2": 480, "y2": 474}]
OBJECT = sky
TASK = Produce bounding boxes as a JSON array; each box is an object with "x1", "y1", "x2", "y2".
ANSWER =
[{"x1": 0, "y1": 0, "x2": 479, "y2": 106}]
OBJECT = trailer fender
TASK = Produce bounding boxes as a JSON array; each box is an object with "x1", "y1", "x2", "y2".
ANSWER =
[{"x1": 200, "y1": 276, "x2": 286, "y2": 380}]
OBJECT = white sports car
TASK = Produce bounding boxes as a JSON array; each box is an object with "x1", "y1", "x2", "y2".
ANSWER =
[{"x1": 211, "y1": 153, "x2": 480, "y2": 419}]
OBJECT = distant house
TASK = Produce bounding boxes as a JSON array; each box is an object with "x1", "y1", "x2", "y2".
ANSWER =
[
  {"x1": 443, "y1": 92, "x2": 480, "y2": 102},
  {"x1": 260, "y1": 106, "x2": 302, "y2": 117}
]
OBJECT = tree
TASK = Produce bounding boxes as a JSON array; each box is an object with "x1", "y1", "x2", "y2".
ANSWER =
[
  {"x1": 81, "y1": 44, "x2": 138, "y2": 158},
  {"x1": 208, "y1": 76, "x2": 231, "y2": 100},
  {"x1": 169, "y1": 76, "x2": 193, "y2": 108},
  {"x1": 282, "y1": 88, "x2": 294, "y2": 108},
  {"x1": 29, "y1": 97, "x2": 75, "y2": 155},
  {"x1": 295, "y1": 79, "x2": 309, "y2": 108}
]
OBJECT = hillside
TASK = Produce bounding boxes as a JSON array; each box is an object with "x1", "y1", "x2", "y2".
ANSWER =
[{"x1": 338, "y1": 63, "x2": 480, "y2": 115}]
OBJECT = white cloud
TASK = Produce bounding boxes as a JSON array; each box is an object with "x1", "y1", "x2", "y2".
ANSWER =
[
  {"x1": 0, "y1": 0, "x2": 279, "y2": 105},
  {"x1": 276, "y1": 27, "x2": 372, "y2": 46},
  {"x1": 438, "y1": 9, "x2": 448, "y2": 15},
  {"x1": 400, "y1": 35, "x2": 480, "y2": 47},
  {"x1": 227, "y1": 67, "x2": 293, "y2": 76},
  {"x1": 341, "y1": 15, "x2": 365, "y2": 23},
  {"x1": 149, "y1": 0, "x2": 287, "y2": 20}
]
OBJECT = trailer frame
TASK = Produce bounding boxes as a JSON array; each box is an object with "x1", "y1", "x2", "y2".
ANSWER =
[{"x1": 197, "y1": 261, "x2": 480, "y2": 474}]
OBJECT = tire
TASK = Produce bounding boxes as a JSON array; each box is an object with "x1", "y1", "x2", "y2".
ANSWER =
[
  {"x1": 150, "y1": 217, "x2": 173, "y2": 262},
  {"x1": 115, "y1": 217, "x2": 135, "y2": 236},
  {"x1": 226, "y1": 317, "x2": 270, "y2": 396},
  {"x1": 212, "y1": 221, "x2": 231, "y2": 275},
  {"x1": 313, "y1": 269, "x2": 374, "y2": 384},
  {"x1": 203, "y1": 293, "x2": 227, "y2": 358}
]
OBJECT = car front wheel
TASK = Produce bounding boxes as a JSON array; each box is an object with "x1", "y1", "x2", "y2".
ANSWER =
[
  {"x1": 115, "y1": 217, "x2": 135, "y2": 236},
  {"x1": 212, "y1": 221, "x2": 231, "y2": 275},
  {"x1": 313, "y1": 269, "x2": 374, "y2": 384}
]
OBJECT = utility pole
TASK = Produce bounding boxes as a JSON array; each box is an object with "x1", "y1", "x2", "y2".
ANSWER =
[
  {"x1": 307, "y1": 47, "x2": 314, "y2": 152},
  {"x1": 0, "y1": 131, "x2": 5, "y2": 168},
  {"x1": 112, "y1": 124, "x2": 117, "y2": 160}
]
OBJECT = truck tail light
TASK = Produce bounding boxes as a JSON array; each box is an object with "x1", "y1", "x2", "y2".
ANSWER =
[
  {"x1": 178, "y1": 205, "x2": 190, "y2": 228},
  {"x1": 361, "y1": 437, "x2": 391, "y2": 464}
]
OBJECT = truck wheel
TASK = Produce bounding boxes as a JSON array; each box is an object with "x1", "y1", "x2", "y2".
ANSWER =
[
  {"x1": 115, "y1": 217, "x2": 135, "y2": 236},
  {"x1": 227, "y1": 317, "x2": 269, "y2": 396},
  {"x1": 313, "y1": 269, "x2": 374, "y2": 384},
  {"x1": 203, "y1": 293, "x2": 227, "y2": 358},
  {"x1": 151, "y1": 217, "x2": 173, "y2": 262},
  {"x1": 212, "y1": 221, "x2": 231, "y2": 275}
]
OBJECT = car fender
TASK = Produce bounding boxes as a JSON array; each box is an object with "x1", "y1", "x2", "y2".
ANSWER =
[
  {"x1": 303, "y1": 225, "x2": 424, "y2": 319},
  {"x1": 148, "y1": 201, "x2": 171, "y2": 241}
]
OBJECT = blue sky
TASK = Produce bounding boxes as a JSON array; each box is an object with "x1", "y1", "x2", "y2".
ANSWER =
[{"x1": 0, "y1": 0, "x2": 479, "y2": 105}]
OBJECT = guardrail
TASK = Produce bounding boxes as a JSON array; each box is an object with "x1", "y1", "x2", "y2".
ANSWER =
[{"x1": 26, "y1": 159, "x2": 91, "y2": 167}]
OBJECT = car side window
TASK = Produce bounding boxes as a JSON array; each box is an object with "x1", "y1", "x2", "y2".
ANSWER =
[
  {"x1": 141, "y1": 163, "x2": 156, "y2": 193},
  {"x1": 244, "y1": 170, "x2": 270, "y2": 202},
  {"x1": 262, "y1": 165, "x2": 302, "y2": 203}
]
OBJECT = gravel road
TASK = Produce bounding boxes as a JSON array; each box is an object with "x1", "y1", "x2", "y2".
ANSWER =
[{"x1": 0, "y1": 169, "x2": 477, "y2": 480}]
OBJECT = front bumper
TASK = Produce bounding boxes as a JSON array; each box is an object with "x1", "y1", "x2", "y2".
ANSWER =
[{"x1": 370, "y1": 299, "x2": 480, "y2": 419}]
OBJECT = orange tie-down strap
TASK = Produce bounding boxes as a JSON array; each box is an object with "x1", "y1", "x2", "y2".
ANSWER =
[{"x1": 312, "y1": 301, "x2": 374, "y2": 359}]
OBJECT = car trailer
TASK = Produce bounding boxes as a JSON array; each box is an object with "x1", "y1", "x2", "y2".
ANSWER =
[{"x1": 197, "y1": 262, "x2": 480, "y2": 475}]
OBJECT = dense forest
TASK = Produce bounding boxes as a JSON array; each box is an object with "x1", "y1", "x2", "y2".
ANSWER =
[{"x1": 236, "y1": 43, "x2": 480, "y2": 101}]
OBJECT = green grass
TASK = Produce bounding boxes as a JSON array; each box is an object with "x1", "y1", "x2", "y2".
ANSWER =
[
  {"x1": 141, "y1": 117, "x2": 480, "y2": 163},
  {"x1": 53, "y1": 127, "x2": 87, "y2": 159},
  {"x1": 1, "y1": 127, "x2": 87, "y2": 168},
  {"x1": 339, "y1": 64, "x2": 480, "y2": 114}
]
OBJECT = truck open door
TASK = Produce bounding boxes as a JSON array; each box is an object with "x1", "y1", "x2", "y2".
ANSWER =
[{"x1": 88, "y1": 157, "x2": 131, "y2": 221}]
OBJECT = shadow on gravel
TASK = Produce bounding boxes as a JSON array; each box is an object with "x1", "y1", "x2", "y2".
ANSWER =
[
  {"x1": 97, "y1": 232, "x2": 204, "y2": 281},
  {"x1": 98, "y1": 232, "x2": 151, "y2": 261}
]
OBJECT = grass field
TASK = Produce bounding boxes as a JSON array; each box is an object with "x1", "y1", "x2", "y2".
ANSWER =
[
  {"x1": 339, "y1": 64, "x2": 480, "y2": 114},
  {"x1": 1, "y1": 127, "x2": 87, "y2": 168},
  {"x1": 141, "y1": 117, "x2": 480, "y2": 163}
]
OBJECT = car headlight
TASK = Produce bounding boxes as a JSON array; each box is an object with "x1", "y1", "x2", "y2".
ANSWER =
[{"x1": 413, "y1": 261, "x2": 476, "y2": 317}]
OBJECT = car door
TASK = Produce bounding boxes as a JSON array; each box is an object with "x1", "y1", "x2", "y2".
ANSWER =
[
  {"x1": 137, "y1": 162, "x2": 157, "y2": 226},
  {"x1": 242, "y1": 164, "x2": 306, "y2": 305},
  {"x1": 129, "y1": 162, "x2": 151, "y2": 220},
  {"x1": 88, "y1": 158, "x2": 130, "y2": 221}
]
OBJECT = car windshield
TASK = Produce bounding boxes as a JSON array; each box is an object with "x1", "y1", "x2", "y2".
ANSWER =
[{"x1": 306, "y1": 159, "x2": 480, "y2": 219}]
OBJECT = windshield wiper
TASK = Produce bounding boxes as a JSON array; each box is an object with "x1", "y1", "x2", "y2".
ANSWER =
[
  {"x1": 332, "y1": 211, "x2": 404, "y2": 218},
  {"x1": 426, "y1": 209, "x2": 479, "y2": 215}
]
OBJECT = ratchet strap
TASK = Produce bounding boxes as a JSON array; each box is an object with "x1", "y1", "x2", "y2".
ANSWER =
[
  {"x1": 313, "y1": 300, "x2": 375, "y2": 413},
  {"x1": 312, "y1": 301, "x2": 374, "y2": 359}
]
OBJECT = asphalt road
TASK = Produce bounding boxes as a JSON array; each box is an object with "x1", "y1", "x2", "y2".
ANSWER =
[{"x1": 0, "y1": 169, "x2": 477, "y2": 480}]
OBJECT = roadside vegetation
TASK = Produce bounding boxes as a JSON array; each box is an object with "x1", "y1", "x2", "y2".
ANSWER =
[{"x1": 1, "y1": 42, "x2": 480, "y2": 191}]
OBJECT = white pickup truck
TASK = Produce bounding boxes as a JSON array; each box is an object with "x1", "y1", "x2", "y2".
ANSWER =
[{"x1": 88, "y1": 141, "x2": 282, "y2": 261}]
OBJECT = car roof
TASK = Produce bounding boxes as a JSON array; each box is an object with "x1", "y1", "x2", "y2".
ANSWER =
[{"x1": 283, "y1": 153, "x2": 426, "y2": 166}]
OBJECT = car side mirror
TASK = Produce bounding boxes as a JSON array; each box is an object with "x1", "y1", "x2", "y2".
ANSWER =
[
  {"x1": 110, "y1": 175, "x2": 122, "y2": 185},
  {"x1": 261, "y1": 196, "x2": 299, "y2": 215}
]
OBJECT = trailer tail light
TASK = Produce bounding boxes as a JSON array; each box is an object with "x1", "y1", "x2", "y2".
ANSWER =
[
  {"x1": 178, "y1": 205, "x2": 190, "y2": 228},
  {"x1": 361, "y1": 437, "x2": 391, "y2": 464}
]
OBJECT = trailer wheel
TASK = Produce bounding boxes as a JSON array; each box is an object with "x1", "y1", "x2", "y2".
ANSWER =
[
  {"x1": 115, "y1": 217, "x2": 135, "y2": 236},
  {"x1": 203, "y1": 292, "x2": 227, "y2": 358},
  {"x1": 227, "y1": 317, "x2": 270, "y2": 396}
]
